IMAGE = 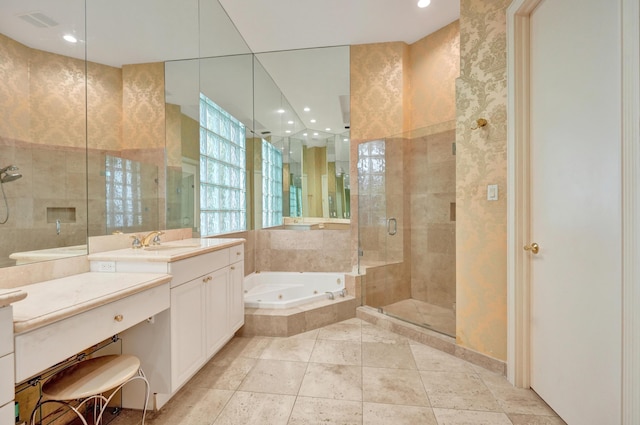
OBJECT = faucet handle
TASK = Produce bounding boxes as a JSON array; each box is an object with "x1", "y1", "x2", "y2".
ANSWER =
[
  {"x1": 130, "y1": 235, "x2": 142, "y2": 249},
  {"x1": 151, "y1": 231, "x2": 164, "y2": 245}
]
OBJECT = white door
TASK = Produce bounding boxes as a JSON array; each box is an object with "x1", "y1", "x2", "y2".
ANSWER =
[{"x1": 529, "y1": 0, "x2": 622, "y2": 423}]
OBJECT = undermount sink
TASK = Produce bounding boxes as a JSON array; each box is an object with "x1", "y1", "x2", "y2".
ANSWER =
[{"x1": 143, "y1": 244, "x2": 201, "y2": 251}]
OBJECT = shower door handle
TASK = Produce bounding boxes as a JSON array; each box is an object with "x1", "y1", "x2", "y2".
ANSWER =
[{"x1": 387, "y1": 217, "x2": 397, "y2": 236}]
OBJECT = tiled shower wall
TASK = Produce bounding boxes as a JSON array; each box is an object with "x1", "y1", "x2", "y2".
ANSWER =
[{"x1": 409, "y1": 129, "x2": 456, "y2": 310}]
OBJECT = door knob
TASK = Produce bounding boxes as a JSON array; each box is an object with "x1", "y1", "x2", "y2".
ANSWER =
[{"x1": 523, "y1": 242, "x2": 540, "y2": 254}]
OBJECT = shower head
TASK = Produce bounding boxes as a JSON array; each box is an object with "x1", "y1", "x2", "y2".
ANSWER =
[
  {"x1": 0, "y1": 165, "x2": 17, "y2": 174},
  {"x1": 1, "y1": 172, "x2": 22, "y2": 183}
]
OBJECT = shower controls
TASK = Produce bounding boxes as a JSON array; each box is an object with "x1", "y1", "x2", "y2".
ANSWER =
[{"x1": 524, "y1": 243, "x2": 540, "y2": 254}]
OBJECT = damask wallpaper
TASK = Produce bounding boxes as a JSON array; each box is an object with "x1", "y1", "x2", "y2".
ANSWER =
[
  {"x1": 456, "y1": 0, "x2": 511, "y2": 361},
  {"x1": 411, "y1": 20, "x2": 460, "y2": 130}
]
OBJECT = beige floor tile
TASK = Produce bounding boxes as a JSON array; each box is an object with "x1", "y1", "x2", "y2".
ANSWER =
[
  {"x1": 309, "y1": 339, "x2": 362, "y2": 365},
  {"x1": 363, "y1": 402, "x2": 438, "y2": 425},
  {"x1": 298, "y1": 363, "x2": 362, "y2": 401},
  {"x1": 361, "y1": 323, "x2": 409, "y2": 344},
  {"x1": 479, "y1": 371, "x2": 559, "y2": 416},
  {"x1": 213, "y1": 336, "x2": 271, "y2": 360},
  {"x1": 289, "y1": 328, "x2": 320, "y2": 339},
  {"x1": 146, "y1": 387, "x2": 234, "y2": 425},
  {"x1": 288, "y1": 396, "x2": 363, "y2": 425},
  {"x1": 432, "y1": 408, "x2": 513, "y2": 425},
  {"x1": 189, "y1": 356, "x2": 257, "y2": 390},
  {"x1": 259, "y1": 337, "x2": 316, "y2": 362},
  {"x1": 362, "y1": 341, "x2": 417, "y2": 369},
  {"x1": 410, "y1": 343, "x2": 476, "y2": 373},
  {"x1": 237, "y1": 359, "x2": 307, "y2": 395},
  {"x1": 317, "y1": 321, "x2": 362, "y2": 341},
  {"x1": 420, "y1": 371, "x2": 501, "y2": 412},
  {"x1": 363, "y1": 367, "x2": 430, "y2": 407},
  {"x1": 212, "y1": 391, "x2": 296, "y2": 425},
  {"x1": 508, "y1": 413, "x2": 568, "y2": 425}
]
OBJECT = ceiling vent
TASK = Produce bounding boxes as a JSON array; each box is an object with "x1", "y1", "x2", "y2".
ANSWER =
[{"x1": 18, "y1": 12, "x2": 59, "y2": 28}]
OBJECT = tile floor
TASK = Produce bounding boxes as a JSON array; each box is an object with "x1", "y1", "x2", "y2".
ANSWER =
[
  {"x1": 383, "y1": 299, "x2": 456, "y2": 337},
  {"x1": 112, "y1": 318, "x2": 566, "y2": 425}
]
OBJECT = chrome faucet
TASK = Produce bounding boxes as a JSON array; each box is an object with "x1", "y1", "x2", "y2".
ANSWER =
[{"x1": 141, "y1": 231, "x2": 164, "y2": 247}]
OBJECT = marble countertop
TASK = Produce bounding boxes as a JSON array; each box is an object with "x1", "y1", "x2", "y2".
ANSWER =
[
  {"x1": 0, "y1": 288, "x2": 27, "y2": 308},
  {"x1": 11, "y1": 272, "x2": 171, "y2": 334},
  {"x1": 87, "y1": 237, "x2": 245, "y2": 263}
]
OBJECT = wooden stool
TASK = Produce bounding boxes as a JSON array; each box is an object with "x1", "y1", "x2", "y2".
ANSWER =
[{"x1": 29, "y1": 355, "x2": 149, "y2": 425}]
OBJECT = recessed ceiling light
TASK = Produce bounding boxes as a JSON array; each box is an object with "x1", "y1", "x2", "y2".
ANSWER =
[
  {"x1": 417, "y1": 0, "x2": 431, "y2": 7},
  {"x1": 313, "y1": 132, "x2": 319, "y2": 136},
  {"x1": 277, "y1": 109, "x2": 285, "y2": 114},
  {"x1": 343, "y1": 138, "x2": 349, "y2": 142},
  {"x1": 63, "y1": 34, "x2": 77, "y2": 43},
  {"x1": 287, "y1": 120, "x2": 294, "y2": 125},
  {"x1": 303, "y1": 107, "x2": 310, "y2": 112},
  {"x1": 325, "y1": 128, "x2": 331, "y2": 131},
  {"x1": 285, "y1": 130, "x2": 291, "y2": 133},
  {"x1": 310, "y1": 119, "x2": 316, "y2": 123},
  {"x1": 303, "y1": 133, "x2": 308, "y2": 137}
]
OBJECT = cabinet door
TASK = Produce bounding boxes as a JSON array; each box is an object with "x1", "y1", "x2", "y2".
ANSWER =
[
  {"x1": 229, "y1": 261, "x2": 245, "y2": 333},
  {"x1": 0, "y1": 401, "x2": 14, "y2": 425},
  {"x1": 170, "y1": 278, "x2": 206, "y2": 391},
  {"x1": 205, "y1": 268, "x2": 229, "y2": 357}
]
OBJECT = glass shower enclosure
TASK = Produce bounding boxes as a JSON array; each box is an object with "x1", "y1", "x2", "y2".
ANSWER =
[{"x1": 357, "y1": 126, "x2": 456, "y2": 337}]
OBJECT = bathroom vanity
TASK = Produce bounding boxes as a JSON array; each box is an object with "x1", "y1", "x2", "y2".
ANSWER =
[
  {"x1": 3, "y1": 237, "x2": 244, "y2": 423},
  {"x1": 87, "y1": 237, "x2": 245, "y2": 409},
  {"x1": 0, "y1": 290, "x2": 27, "y2": 425}
]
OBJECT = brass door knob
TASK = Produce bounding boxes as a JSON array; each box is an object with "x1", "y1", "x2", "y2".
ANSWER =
[{"x1": 524, "y1": 243, "x2": 540, "y2": 254}]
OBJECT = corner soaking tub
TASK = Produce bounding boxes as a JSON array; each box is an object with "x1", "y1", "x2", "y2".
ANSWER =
[{"x1": 244, "y1": 272, "x2": 346, "y2": 309}]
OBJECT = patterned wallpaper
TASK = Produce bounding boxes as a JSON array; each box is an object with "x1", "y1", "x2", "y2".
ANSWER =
[
  {"x1": 410, "y1": 21, "x2": 460, "y2": 130},
  {"x1": 350, "y1": 42, "x2": 409, "y2": 143},
  {"x1": 455, "y1": 0, "x2": 511, "y2": 361},
  {"x1": 87, "y1": 62, "x2": 122, "y2": 151},
  {"x1": 0, "y1": 34, "x2": 29, "y2": 143},
  {"x1": 122, "y1": 62, "x2": 166, "y2": 151}
]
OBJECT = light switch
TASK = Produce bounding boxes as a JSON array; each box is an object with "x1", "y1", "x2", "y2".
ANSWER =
[{"x1": 487, "y1": 184, "x2": 498, "y2": 201}]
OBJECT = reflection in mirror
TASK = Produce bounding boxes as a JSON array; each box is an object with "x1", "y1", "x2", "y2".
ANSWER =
[
  {"x1": 0, "y1": 0, "x2": 88, "y2": 266},
  {"x1": 286, "y1": 130, "x2": 350, "y2": 219},
  {"x1": 255, "y1": 46, "x2": 351, "y2": 222},
  {"x1": 165, "y1": 54, "x2": 255, "y2": 236}
]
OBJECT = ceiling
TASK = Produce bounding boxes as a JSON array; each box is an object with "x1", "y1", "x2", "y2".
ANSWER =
[
  {"x1": 218, "y1": 0, "x2": 460, "y2": 53},
  {"x1": 0, "y1": 0, "x2": 459, "y2": 143}
]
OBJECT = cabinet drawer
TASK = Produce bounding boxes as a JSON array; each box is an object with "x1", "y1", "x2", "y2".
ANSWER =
[
  {"x1": 0, "y1": 354, "x2": 12, "y2": 407},
  {"x1": 169, "y1": 249, "x2": 229, "y2": 287},
  {"x1": 0, "y1": 307, "x2": 12, "y2": 358},
  {"x1": 14, "y1": 282, "x2": 170, "y2": 384},
  {"x1": 229, "y1": 244, "x2": 244, "y2": 264}
]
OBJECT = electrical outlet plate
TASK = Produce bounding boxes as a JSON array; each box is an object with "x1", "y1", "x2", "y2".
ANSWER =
[{"x1": 97, "y1": 261, "x2": 116, "y2": 272}]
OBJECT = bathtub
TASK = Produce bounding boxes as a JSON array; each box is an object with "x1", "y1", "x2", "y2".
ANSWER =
[{"x1": 244, "y1": 272, "x2": 346, "y2": 309}]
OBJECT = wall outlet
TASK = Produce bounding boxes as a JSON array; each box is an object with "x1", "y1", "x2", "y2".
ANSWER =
[{"x1": 97, "y1": 261, "x2": 116, "y2": 272}]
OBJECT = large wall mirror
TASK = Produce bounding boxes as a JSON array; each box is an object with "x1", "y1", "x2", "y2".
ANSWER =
[{"x1": 0, "y1": 0, "x2": 350, "y2": 268}]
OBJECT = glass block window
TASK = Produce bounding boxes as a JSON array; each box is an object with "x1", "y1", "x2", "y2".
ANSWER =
[
  {"x1": 262, "y1": 139, "x2": 283, "y2": 228},
  {"x1": 105, "y1": 155, "x2": 143, "y2": 231},
  {"x1": 289, "y1": 186, "x2": 302, "y2": 217},
  {"x1": 199, "y1": 93, "x2": 246, "y2": 236}
]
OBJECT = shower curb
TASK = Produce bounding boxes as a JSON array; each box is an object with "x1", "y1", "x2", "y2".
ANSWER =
[{"x1": 356, "y1": 305, "x2": 507, "y2": 376}]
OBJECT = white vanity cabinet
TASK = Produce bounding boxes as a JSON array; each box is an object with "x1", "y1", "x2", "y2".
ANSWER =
[
  {"x1": 228, "y1": 246, "x2": 245, "y2": 332},
  {"x1": 0, "y1": 306, "x2": 14, "y2": 425},
  {"x1": 119, "y1": 242, "x2": 245, "y2": 409}
]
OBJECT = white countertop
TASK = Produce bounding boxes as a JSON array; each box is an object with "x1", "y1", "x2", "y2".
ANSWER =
[
  {"x1": 87, "y1": 237, "x2": 245, "y2": 263},
  {"x1": 0, "y1": 288, "x2": 27, "y2": 308},
  {"x1": 11, "y1": 272, "x2": 171, "y2": 334}
]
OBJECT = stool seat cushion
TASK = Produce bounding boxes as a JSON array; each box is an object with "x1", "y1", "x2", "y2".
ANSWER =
[{"x1": 42, "y1": 355, "x2": 141, "y2": 401}]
